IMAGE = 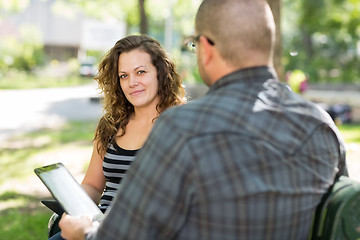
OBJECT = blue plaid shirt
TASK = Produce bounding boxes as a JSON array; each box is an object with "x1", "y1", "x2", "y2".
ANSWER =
[{"x1": 87, "y1": 66, "x2": 346, "y2": 240}]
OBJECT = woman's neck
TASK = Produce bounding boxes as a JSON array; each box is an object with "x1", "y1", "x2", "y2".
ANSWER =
[{"x1": 132, "y1": 104, "x2": 159, "y2": 123}]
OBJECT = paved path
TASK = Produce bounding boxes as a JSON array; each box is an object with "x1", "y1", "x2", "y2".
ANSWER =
[{"x1": 0, "y1": 84, "x2": 102, "y2": 141}]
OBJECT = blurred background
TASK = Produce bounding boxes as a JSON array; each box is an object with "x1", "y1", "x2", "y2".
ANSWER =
[{"x1": 0, "y1": 0, "x2": 359, "y2": 239}]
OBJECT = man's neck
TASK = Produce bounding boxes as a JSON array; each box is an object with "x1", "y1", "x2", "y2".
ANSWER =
[{"x1": 209, "y1": 62, "x2": 272, "y2": 87}]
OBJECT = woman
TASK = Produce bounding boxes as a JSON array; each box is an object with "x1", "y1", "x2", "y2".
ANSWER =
[{"x1": 49, "y1": 34, "x2": 185, "y2": 239}]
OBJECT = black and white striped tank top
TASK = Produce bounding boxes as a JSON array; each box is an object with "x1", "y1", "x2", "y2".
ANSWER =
[{"x1": 99, "y1": 141, "x2": 139, "y2": 212}]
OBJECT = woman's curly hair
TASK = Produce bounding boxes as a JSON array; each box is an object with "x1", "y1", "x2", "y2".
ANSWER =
[{"x1": 93, "y1": 35, "x2": 186, "y2": 155}]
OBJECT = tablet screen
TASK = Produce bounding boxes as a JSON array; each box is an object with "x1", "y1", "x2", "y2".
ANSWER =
[{"x1": 35, "y1": 163, "x2": 104, "y2": 221}]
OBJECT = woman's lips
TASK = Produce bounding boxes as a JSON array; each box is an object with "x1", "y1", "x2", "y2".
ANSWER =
[{"x1": 130, "y1": 90, "x2": 145, "y2": 96}]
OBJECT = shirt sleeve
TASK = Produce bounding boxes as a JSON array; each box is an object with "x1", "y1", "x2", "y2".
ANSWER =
[{"x1": 86, "y1": 113, "x2": 195, "y2": 240}]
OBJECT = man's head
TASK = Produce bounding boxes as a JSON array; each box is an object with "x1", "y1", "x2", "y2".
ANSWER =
[{"x1": 195, "y1": 0, "x2": 276, "y2": 85}]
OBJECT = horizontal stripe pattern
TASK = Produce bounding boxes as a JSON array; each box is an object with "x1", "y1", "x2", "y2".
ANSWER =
[{"x1": 99, "y1": 141, "x2": 138, "y2": 211}]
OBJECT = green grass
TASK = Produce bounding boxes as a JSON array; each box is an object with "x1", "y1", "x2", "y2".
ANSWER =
[
  {"x1": 337, "y1": 123, "x2": 360, "y2": 144},
  {"x1": 0, "y1": 71, "x2": 93, "y2": 89},
  {"x1": 0, "y1": 192, "x2": 52, "y2": 240},
  {"x1": 0, "y1": 121, "x2": 97, "y2": 185},
  {"x1": 23, "y1": 121, "x2": 97, "y2": 145},
  {"x1": 0, "y1": 120, "x2": 97, "y2": 240}
]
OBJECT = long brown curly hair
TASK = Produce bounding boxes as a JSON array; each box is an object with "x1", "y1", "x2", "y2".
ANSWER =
[{"x1": 94, "y1": 35, "x2": 186, "y2": 155}]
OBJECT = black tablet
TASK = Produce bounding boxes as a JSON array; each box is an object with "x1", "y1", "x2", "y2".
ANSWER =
[{"x1": 34, "y1": 162, "x2": 104, "y2": 221}]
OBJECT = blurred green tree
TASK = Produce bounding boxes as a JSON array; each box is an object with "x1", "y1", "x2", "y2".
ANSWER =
[
  {"x1": 0, "y1": 25, "x2": 44, "y2": 71},
  {"x1": 0, "y1": 0, "x2": 45, "y2": 72},
  {"x1": 0, "y1": 0, "x2": 30, "y2": 18},
  {"x1": 282, "y1": 0, "x2": 360, "y2": 83}
]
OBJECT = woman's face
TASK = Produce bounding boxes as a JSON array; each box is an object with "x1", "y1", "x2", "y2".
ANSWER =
[{"x1": 118, "y1": 49, "x2": 160, "y2": 110}]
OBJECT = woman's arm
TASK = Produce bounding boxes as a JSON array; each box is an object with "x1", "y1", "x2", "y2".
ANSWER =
[{"x1": 81, "y1": 139, "x2": 106, "y2": 205}]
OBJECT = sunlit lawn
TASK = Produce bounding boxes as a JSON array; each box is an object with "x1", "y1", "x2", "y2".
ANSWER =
[
  {"x1": 337, "y1": 124, "x2": 360, "y2": 144},
  {"x1": 0, "y1": 121, "x2": 97, "y2": 185},
  {"x1": 0, "y1": 121, "x2": 97, "y2": 240},
  {"x1": 0, "y1": 192, "x2": 52, "y2": 240},
  {"x1": 0, "y1": 122, "x2": 359, "y2": 240},
  {"x1": 0, "y1": 71, "x2": 93, "y2": 89}
]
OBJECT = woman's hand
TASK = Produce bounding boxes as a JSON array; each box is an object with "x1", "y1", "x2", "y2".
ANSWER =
[{"x1": 59, "y1": 213, "x2": 95, "y2": 240}]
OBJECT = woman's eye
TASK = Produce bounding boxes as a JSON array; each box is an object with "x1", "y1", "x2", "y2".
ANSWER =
[
  {"x1": 137, "y1": 70, "x2": 145, "y2": 74},
  {"x1": 119, "y1": 74, "x2": 127, "y2": 79}
]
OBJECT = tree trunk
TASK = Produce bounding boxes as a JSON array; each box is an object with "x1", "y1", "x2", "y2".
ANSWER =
[
  {"x1": 139, "y1": 0, "x2": 148, "y2": 34},
  {"x1": 301, "y1": 26, "x2": 314, "y2": 59},
  {"x1": 267, "y1": 0, "x2": 283, "y2": 81}
]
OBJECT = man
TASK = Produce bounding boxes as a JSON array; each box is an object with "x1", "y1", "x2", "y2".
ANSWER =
[{"x1": 60, "y1": 0, "x2": 347, "y2": 239}]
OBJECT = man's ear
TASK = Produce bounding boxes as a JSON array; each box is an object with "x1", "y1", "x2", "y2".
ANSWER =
[{"x1": 199, "y1": 36, "x2": 214, "y2": 65}]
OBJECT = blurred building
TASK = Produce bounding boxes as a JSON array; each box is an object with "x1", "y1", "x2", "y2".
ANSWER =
[{"x1": 0, "y1": 0, "x2": 126, "y2": 61}]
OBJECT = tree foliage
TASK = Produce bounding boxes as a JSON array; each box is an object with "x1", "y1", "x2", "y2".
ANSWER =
[
  {"x1": 282, "y1": 0, "x2": 360, "y2": 83},
  {"x1": 3, "y1": 0, "x2": 359, "y2": 84},
  {"x1": 0, "y1": 0, "x2": 30, "y2": 18},
  {"x1": 0, "y1": 25, "x2": 44, "y2": 71}
]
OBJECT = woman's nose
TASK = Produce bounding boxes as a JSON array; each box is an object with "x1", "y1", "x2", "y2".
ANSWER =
[{"x1": 129, "y1": 75, "x2": 139, "y2": 87}]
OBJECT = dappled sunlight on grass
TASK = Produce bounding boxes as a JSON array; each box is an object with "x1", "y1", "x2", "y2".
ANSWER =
[
  {"x1": 0, "y1": 121, "x2": 96, "y2": 185},
  {"x1": 338, "y1": 123, "x2": 360, "y2": 144},
  {"x1": 0, "y1": 191, "x2": 51, "y2": 240},
  {"x1": 337, "y1": 124, "x2": 360, "y2": 181},
  {"x1": 0, "y1": 70, "x2": 94, "y2": 89},
  {"x1": 0, "y1": 121, "x2": 96, "y2": 239},
  {"x1": 21, "y1": 121, "x2": 97, "y2": 145},
  {"x1": 0, "y1": 146, "x2": 49, "y2": 184}
]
